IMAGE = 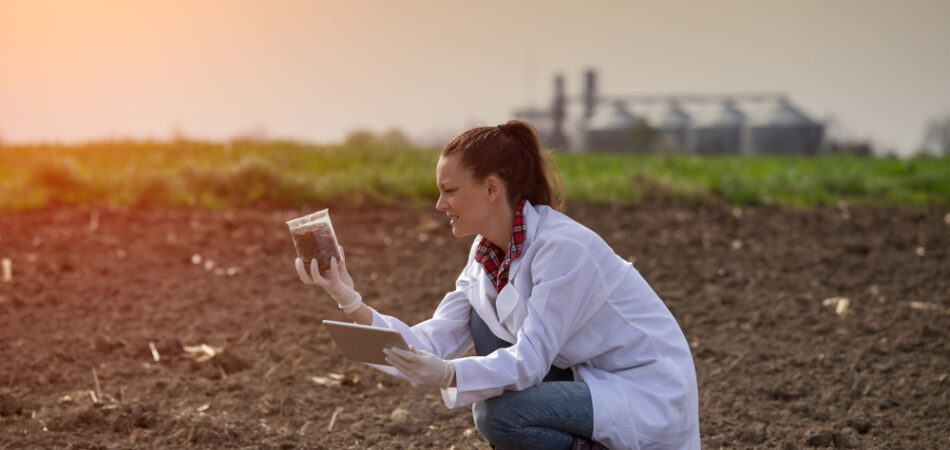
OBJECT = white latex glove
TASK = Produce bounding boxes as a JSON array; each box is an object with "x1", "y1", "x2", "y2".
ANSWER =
[
  {"x1": 295, "y1": 246, "x2": 362, "y2": 313},
  {"x1": 383, "y1": 346, "x2": 455, "y2": 388}
]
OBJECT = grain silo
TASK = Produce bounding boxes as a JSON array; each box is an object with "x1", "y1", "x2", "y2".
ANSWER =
[
  {"x1": 512, "y1": 68, "x2": 824, "y2": 155},
  {"x1": 692, "y1": 100, "x2": 746, "y2": 155},
  {"x1": 655, "y1": 100, "x2": 692, "y2": 150},
  {"x1": 749, "y1": 98, "x2": 824, "y2": 155},
  {"x1": 581, "y1": 101, "x2": 637, "y2": 152}
]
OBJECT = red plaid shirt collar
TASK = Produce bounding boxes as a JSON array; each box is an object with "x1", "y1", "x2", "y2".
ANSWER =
[{"x1": 474, "y1": 200, "x2": 527, "y2": 292}]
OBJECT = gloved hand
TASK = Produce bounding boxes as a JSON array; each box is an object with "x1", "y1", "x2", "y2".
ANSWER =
[
  {"x1": 383, "y1": 346, "x2": 455, "y2": 388},
  {"x1": 295, "y1": 246, "x2": 362, "y2": 313}
]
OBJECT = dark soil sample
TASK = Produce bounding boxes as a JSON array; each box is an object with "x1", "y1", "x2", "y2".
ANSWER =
[{"x1": 290, "y1": 223, "x2": 339, "y2": 274}]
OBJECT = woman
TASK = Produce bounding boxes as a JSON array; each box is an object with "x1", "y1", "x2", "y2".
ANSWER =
[{"x1": 295, "y1": 120, "x2": 700, "y2": 449}]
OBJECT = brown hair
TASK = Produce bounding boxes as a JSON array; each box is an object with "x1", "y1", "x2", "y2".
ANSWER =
[{"x1": 441, "y1": 119, "x2": 564, "y2": 211}]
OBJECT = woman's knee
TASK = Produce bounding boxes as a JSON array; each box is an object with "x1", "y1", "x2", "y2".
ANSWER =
[{"x1": 472, "y1": 396, "x2": 519, "y2": 444}]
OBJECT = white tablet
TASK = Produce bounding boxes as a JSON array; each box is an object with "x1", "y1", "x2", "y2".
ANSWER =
[{"x1": 322, "y1": 320, "x2": 409, "y2": 365}]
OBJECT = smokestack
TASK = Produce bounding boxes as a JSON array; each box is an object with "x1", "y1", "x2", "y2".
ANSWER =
[
  {"x1": 584, "y1": 69, "x2": 598, "y2": 119},
  {"x1": 552, "y1": 73, "x2": 566, "y2": 147}
]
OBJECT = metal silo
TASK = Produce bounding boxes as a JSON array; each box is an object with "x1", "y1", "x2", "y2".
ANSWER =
[
  {"x1": 749, "y1": 98, "x2": 824, "y2": 155},
  {"x1": 655, "y1": 100, "x2": 692, "y2": 151},
  {"x1": 692, "y1": 100, "x2": 745, "y2": 155},
  {"x1": 582, "y1": 101, "x2": 637, "y2": 152}
]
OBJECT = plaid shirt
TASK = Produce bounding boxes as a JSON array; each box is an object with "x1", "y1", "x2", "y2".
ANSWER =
[{"x1": 474, "y1": 200, "x2": 527, "y2": 292}]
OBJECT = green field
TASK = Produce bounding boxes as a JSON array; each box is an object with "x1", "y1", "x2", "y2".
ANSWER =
[{"x1": 1, "y1": 140, "x2": 948, "y2": 211}]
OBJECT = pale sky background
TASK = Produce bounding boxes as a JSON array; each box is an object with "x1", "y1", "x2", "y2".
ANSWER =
[{"x1": 1, "y1": 0, "x2": 948, "y2": 154}]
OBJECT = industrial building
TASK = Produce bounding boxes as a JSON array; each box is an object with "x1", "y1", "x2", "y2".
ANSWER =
[{"x1": 513, "y1": 70, "x2": 824, "y2": 155}]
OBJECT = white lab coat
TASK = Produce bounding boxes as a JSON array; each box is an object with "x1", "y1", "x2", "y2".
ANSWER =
[{"x1": 368, "y1": 201, "x2": 700, "y2": 449}]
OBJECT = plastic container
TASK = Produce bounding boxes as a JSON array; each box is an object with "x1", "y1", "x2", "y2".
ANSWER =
[{"x1": 286, "y1": 209, "x2": 342, "y2": 274}]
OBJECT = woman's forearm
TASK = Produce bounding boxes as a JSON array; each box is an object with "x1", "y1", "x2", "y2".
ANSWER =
[{"x1": 347, "y1": 303, "x2": 373, "y2": 325}]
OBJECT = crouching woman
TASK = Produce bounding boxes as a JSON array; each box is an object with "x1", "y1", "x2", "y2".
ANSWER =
[{"x1": 296, "y1": 120, "x2": 700, "y2": 449}]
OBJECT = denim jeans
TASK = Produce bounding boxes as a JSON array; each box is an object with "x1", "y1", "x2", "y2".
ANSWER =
[{"x1": 469, "y1": 308, "x2": 594, "y2": 450}]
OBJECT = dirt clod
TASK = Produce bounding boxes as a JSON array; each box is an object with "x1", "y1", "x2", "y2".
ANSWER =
[
  {"x1": 805, "y1": 429, "x2": 834, "y2": 447},
  {"x1": 832, "y1": 431, "x2": 856, "y2": 449},
  {"x1": 155, "y1": 337, "x2": 182, "y2": 356},
  {"x1": 0, "y1": 392, "x2": 23, "y2": 416},
  {"x1": 845, "y1": 418, "x2": 871, "y2": 434},
  {"x1": 388, "y1": 407, "x2": 416, "y2": 435},
  {"x1": 213, "y1": 349, "x2": 251, "y2": 374},
  {"x1": 737, "y1": 423, "x2": 767, "y2": 444}
]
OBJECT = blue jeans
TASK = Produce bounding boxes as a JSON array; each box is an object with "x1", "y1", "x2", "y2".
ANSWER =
[{"x1": 469, "y1": 309, "x2": 594, "y2": 450}]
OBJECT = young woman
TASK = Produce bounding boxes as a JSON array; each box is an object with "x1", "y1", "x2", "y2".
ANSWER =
[{"x1": 295, "y1": 120, "x2": 700, "y2": 449}]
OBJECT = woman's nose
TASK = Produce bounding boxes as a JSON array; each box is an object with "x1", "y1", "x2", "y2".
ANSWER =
[{"x1": 435, "y1": 193, "x2": 447, "y2": 211}]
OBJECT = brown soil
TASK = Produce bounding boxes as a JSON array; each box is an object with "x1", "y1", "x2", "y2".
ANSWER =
[
  {"x1": 0, "y1": 203, "x2": 948, "y2": 449},
  {"x1": 289, "y1": 223, "x2": 340, "y2": 275}
]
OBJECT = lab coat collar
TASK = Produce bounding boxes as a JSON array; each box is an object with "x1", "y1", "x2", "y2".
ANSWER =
[
  {"x1": 465, "y1": 201, "x2": 541, "y2": 342},
  {"x1": 495, "y1": 200, "x2": 539, "y2": 325}
]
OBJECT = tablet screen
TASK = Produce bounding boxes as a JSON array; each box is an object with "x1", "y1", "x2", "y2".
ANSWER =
[{"x1": 322, "y1": 320, "x2": 409, "y2": 365}]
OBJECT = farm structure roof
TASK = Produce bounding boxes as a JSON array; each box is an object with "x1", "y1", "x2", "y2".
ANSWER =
[{"x1": 514, "y1": 70, "x2": 824, "y2": 155}]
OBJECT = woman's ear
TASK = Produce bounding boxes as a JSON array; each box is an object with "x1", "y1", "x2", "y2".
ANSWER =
[{"x1": 485, "y1": 175, "x2": 501, "y2": 202}]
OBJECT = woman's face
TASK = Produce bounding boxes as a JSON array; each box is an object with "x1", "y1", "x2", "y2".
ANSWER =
[{"x1": 435, "y1": 154, "x2": 492, "y2": 238}]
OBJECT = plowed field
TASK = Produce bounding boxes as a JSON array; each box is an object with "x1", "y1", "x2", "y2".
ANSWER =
[{"x1": 1, "y1": 203, "x2": 948, "y2": 449}]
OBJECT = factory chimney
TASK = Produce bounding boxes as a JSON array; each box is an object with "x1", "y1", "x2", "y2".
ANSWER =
[
  {"x1": 551, "y1": 73, "x2": 567, "y2": 148},
  {"x1": 584, "y1": 69, "x2": 598, "y2": 119}
]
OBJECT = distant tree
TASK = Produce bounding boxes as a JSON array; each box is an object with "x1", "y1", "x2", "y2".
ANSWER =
[
  {"x1": 377, "y1": 128, "x2": 413, "y2": 148},
  {"x1": 344, "y1": 129, "x2": 376, "y2": 147},
  {"x1": 626, "y1": 119, "x2": 661, "y2": 152},
  {"x1": 922, "y1": 113, "x2": 950, "y2": 156},
  {"x1": 343, "y1": 128, "x2": 414, "y2": 148},
  {"x1": 821, "y1": 115, "x2": 874, "y2": 156},
  {"x1": 230, "y1": 123, "x2": 270, "y2": 145},
  {"x1": 824, "y1": 138, "x2": 874, "y2": 157}
]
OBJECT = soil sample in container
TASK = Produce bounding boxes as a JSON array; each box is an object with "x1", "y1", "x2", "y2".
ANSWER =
[{"x1": 287, "y1": 209, "x2": 342, "y2": 275}]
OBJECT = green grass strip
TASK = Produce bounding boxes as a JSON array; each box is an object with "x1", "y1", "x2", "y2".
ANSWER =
[{"x1": 1, "y1": 140, "x2": 948, "y2": 211}]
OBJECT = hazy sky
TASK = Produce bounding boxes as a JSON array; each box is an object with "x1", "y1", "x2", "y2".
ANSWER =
[{"x1": 2, "y1": 0, "x2": 948, "y2": 154}]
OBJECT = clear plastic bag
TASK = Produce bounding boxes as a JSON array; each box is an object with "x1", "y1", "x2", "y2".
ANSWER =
[{"x1": 286, "y1": 209, "x2": 342, "y2": 274}]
